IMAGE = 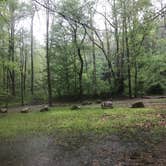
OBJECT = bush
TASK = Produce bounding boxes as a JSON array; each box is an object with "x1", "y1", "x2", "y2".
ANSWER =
[{"x1": 146, "y1": 83, "x2": 165, "y2": 95}]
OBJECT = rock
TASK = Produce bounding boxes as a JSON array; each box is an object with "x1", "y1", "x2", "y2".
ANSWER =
[
  {"x1": 71, "y1": 105, "x2": 81, "y2": 110},
  {"x1": 40, "y1": 105, "x2": 49, "y2": 112},
  {"x1": 0, "y1": 108, "x2": 8, "y2": 113},
  {"x1": 131, "y1": 102, "x2": 144, "y2": 108},
  {"x1": 81, "y1": 101, "x2": 92, "y2": 105},
  {"x1": 20, "y1": 107, "x2": 30, "y2": 113},
  {"x1": 101, "y1": 101, "x2": 113, "y2": 109}
]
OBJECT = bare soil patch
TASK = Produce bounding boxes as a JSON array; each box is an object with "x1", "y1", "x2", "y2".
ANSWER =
[{"x1": 0, "y1": 134, "x2": 165, "y2": 166}]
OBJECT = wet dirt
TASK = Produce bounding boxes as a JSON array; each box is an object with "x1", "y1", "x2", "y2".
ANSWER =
[{"x1": 0, "y1": 134, "x2": 165, "y2": 166}]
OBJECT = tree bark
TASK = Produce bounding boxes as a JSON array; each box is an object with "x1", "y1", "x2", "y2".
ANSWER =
[
  {"x1": 46, "y1": 0, "x2": 52, "y2": 106},
  {"x1": 24, "y1": 48, "x2": 27, "y2": 95},
  {"x1": 134, "y1": 61, "x2": 138, "y2": 97},
  {"x1": 77, "y1": 47, "x2": 83, "y2": 97},
  {"x1": 10, "y1": 18, "x2": 15, "y2": 96},
  {"x1": 30, "y1": 12, "x2": 34, "y2": 95},
  {"x1": 20, "y1": 29, "x2": 24, "y2": 106},
  {"x1": 125, "y1": 19, "x2": 132, "y2": 98},
  {"x1": 90, "y1": 12, "x2": 97, "y2": 95}
]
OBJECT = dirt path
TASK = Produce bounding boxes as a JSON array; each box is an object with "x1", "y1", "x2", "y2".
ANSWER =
[
  {"x1": 0, "y1": 134, "x2": 165, "y2": 166},
  {"x1": 5, "y1": 97, "x2": 166, "y2": 113}
]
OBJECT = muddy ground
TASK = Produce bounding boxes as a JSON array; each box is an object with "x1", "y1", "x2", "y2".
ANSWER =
[{"x1": 0, "y1": 134, "x2": 165, "y2": 166}]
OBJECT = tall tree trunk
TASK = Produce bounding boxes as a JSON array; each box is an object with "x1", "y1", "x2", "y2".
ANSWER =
[
  {"x1": 6, "y1": 69, "x2": 9, "y2": 108},
  {"x1": 90, "y1": 12, "x2": 97, "y2": 95},
  {"x1": 30, "y1": 12, "x2": 34, "y2": 95},
  {"x1": 160, "y1": 0, "x2": 166, "y2": 29},
  {"x1": 73, "y1": 27, "x2": 84, "y2": 97},
  {"x1": 2, "y1": 63, "x2": 6, "y2": 89},
  {"x1": 83, "y1": 47, "x2": 88, "y2": 73},
  {"x1": 64, "y1": 50, "x2": 70, "y2": 94},
  {"x1": 20, "y1": 29, "x2": 24, "y2": 106},
  {"x1": 92, "y1": 41, "x2": 97, "y2": 94},
  {"x1": 46, "y1": 0, "x2": 52, "y2": 106},
  {"x1": 123, "y1": 1, "x2": 132, "y2": 98},
  {"x1": 134, "y1": 61, "x2": 138, "y2": 97},
  {"x1": 10, "y1": 18, "x2": 15, "y2": 96},
  {"x1": 112, "y1": 0, "x2": 124, "y2": 95},
  {"x1": 74, "y1": 54, "x2": 77, "y2": 94},
  {"x1": 21, "y1": 70, "x2": 24, "y2": 106},
  {"x1": 119, "y1": 18, "x2": 125, "y2": 95},
  {"x1": 24, "y1": 48, "x2": 27, "y2": 95},
  {"x1": 125, "y1": 20, "x2": 132, "y2": 98},
  {"x1": 113, "y1": 0, "x2": 120, "y2": 78},
  {"x1": 77, "y1": 47, "x2": 83, "y2": 97},
  {"x1": 105, "y1": 12, "x2": 113, "y2": 91}
]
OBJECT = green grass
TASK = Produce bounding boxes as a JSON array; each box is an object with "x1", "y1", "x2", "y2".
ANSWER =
[{"x1": 0, "y1": 107, "x2": 165, "y2": 141}]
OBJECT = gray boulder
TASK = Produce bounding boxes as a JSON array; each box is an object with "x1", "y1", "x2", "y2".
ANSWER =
[
  {"x1": 71, "y1": 105, "x2": 81, "y2": 110},
  {"x1": 40, "y1": 105, "x2": 49, "y2": 112},
  {"x1": 101, "y1": 101, "x2": 113, "y2": 109},
  {"x1": 131, "y1": 102, "x2": 144, "y2": 108},
  {"x1": 0, "y1": 108, "x2": 8, "y2": 113},
  {"x1": 20, "y1": 107, "x2": 30, "y2": 113}
]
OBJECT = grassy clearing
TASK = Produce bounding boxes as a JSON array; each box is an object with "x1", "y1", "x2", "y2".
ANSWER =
[{"x1": 0, "y1": 107, "x2": 165, "y2": 142}]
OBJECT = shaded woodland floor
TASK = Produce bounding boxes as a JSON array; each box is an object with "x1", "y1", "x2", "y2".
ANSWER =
[{"x1": 0, "y1": 97, "x2": 165, "y2": 166}]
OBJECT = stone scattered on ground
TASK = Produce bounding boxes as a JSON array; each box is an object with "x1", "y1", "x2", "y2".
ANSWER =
[
  {"x1": 0, "y1": 107, "x2": 8, "y2": 113},
  {"x1": 2, "y1": 97, "x2": 166, "y2": 113},
  {"x1": 71, "y1": 105, "x2": 81, "y2": 110},
  {"x1": 131, "y1": 101, "x2": 145, "y2": 108},
  {"x1": 20, "y1": 107, "x2": 30, "y2": 113},
  {"x1": 40, "y1": 105, "x2": 49, "y2": 112},
  {"x1": 101, "y1": 101, "x2": 113, "y2": 109}
]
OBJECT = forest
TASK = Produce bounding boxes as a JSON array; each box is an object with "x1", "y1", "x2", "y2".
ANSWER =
[
  {"x1": 0, "y1": 0, "x2": 165, "y2": 106},
  {"x1": 0, "y1": 0, "x2": 166, "y2": 165}
]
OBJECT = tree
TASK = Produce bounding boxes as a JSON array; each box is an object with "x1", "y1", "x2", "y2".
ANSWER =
[
  {"x1": 46, "y1": 0, "x2": 52, "y2": 106},
  {"x1": 30, "y1": 0, "x2": 35, "y2": 95}
]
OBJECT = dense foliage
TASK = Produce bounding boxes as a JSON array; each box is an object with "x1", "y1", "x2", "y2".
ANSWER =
[{"x1": 0, "y1": 0, "x2": 165, "y2": 106}]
